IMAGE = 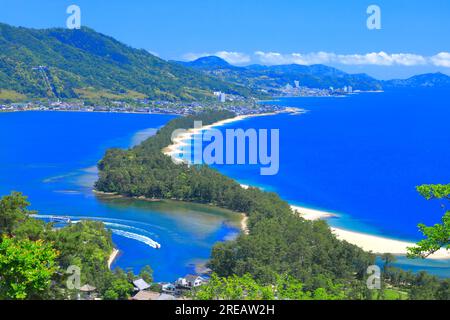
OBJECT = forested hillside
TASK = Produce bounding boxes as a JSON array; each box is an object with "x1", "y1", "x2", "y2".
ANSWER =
[
  {"x1": 0, "y1": 23, "x2": 254, "y2": 101},
  {"x1": 0, "y1": 192, "x2": 148, "y2": 300}
]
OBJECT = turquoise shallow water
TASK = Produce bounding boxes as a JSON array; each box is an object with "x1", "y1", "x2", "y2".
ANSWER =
[{"x1": 0, "y1": 111, "x2": 241, "y2": 282}]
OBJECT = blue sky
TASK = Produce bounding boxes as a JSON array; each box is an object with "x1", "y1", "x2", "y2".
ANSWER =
[{"x1": 1, "y1": 0, "x2": 449, "y2": 79}]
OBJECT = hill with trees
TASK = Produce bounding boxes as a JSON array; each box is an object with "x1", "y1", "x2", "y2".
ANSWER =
[
  {"x1": 0, "y1": 23, "x2": 255, "y2": 102},
  {"x1": 0, "y1": 192, "x2": 145, "y2": 300}
]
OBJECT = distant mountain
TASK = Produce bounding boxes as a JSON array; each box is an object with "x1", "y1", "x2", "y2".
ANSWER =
[
  {"x1": 0, "y1": 23, "x2": 255, "y2": 102},
  {"x1": 175, "y1": 56, "x2": 383, "y2": 92},
  {"x1": 383, "y1": 72, "x2": 450, "y2": 88},
  {"x1": 176, "y1": 56, "x2": 450, "y2": 92},
  {"x1": 176, "y1": 56, "x2": 242, "y2": 71}
]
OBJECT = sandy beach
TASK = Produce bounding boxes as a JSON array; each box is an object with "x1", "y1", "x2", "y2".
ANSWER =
[
  {"x1": 108, "y1": 248, "x2": 120, "y2": 270},
  {"x1": 329, "y1": 228, "x2": 450, "y2": 259},
  {"x1": 274, "y1": 199, "x2": 449, "y2": 259},
  {"x1": 290, "y1": 205, "x2": 337, "y2": 220},
  {"x1": 241, "y1": 213, "x2": 249, "y2": 235},
  {"x1": 289, "y1": 204, "x2": 448, "y2": 259}
]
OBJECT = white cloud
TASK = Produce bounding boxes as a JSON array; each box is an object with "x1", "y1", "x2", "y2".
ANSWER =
[
  {"x1": 254, "y1": 51, "x2": 335, "y2": 65},
  {"x1": 182, "y1": 51, "x2": 450, "y2": 68},
  {"x1": 338, "y1": 52, "x2": 427, "y2": 66},
  {"x1": 182, "y1": 52, "x2": 210, "y2": 61},
  {"x1": 214, "y1": 51, "x2": 251, "y2": 65},
  {"x1": 182, "y1": 51, "x2": 250, "y2": 65},
  {"x1": 254, "y1": 51, "x2": 429, "y2": 66},
  {"x1": 430, "y1": 52, "x2": 450, "y2": 67}
]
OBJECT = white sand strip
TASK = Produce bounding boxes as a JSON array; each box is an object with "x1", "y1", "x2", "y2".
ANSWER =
[
  {"x1": 162, "y1": 108, "x2": 302, "y2": 161},
  {"x1": 108, "y1": 248, "x2": 119, "y2": 270},
  {"x1": 291, "y1": 205, "x2": 337, "y2": 220},
  {"x1": 330, "y1": 227, "x2": 450, "y2": 260}
]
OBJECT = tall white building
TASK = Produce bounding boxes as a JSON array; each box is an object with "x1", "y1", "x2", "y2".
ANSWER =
[{"x1": 213, "y1": 91, "x2": 226, "y2": 102}]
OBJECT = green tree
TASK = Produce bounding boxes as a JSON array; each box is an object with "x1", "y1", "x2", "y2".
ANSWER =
[
  {"x1": 0, "y1": 236, "x2": 59, "y2": 299},
  {"x1": 139, "y1": 265, "x2": 153, "y2": 284},
  {"x1": 409, "y1": 272, "x2": 440, "y2": 300},
  {"x1": 0, "y1": 192, "x2": 32, "y2": 236},
  {"x1": 408, "y1": 184, "x2": 450, "y2": 258},
  {"x1": 193, "y1": 273, "x2": 275, "y2": 300},
  {"x1": 381, "y1": 253, "x2": 396, "y2": 272},
  {"x1": 102, "y1": 268, "x2": 134, "y2": 300}
]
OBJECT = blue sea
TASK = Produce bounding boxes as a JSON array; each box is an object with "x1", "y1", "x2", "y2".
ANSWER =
[
  {"x1": 0, "y1": 111, "x2": 241, "y2": 282},
  {"x1": 1, "y1": 88, "x2": 449, "y2": 279},
  {"x1": 209, "y1": 88, "x2": 450, "y2": 277}
]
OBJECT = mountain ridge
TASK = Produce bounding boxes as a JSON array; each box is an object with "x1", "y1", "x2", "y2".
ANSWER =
[
  {"x1": 176, "y1": 56, "x2": 450, "y2": 91},
  {"x1": 0, "y1": 23, "x2": 255, "y2": 102}
]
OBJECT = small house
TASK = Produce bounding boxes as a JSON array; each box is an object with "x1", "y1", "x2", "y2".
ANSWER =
[
  {"x1": 176, "y1": 274, "x2": 204, "y2": 289},
  {"x1": 132, "y1": 278, "x2": 151, "y2": 291},
  {"x1": 131, "y1": 291, "x2": 160, "y2": 301}
]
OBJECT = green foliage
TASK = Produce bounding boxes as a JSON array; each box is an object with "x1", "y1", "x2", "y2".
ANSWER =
[
  {"x1": 407, "y1": 184, "x2": 450, "y2": 258},
  {"x1": 101, "y1": 268, "x2": 134, "y2": 300},
  {"x1": 0, "y1": 191, "x2": 140, "y2": 300},
  {"x1": 0, "y1": 192, "x2": 32, "y2": 236},
  {"x1": 381, "y1": 253, "x2": 396, "y2": 272},
  {"x1": 139, "y1": 265, "x2": 154, "y2": 284},
  {"x1": 383, "y1": 266, "x2": 450, "y2": 300},
  {"x1": 372, "y1": 288, "x2": 408, "y2": 300},
  {"x1": 45, "y1": 220, "x2": 114, "y2": 287},
  {"x1": 409, "y1": 271, "x2": 442, "y2": 300},
  {"x1": 0, "y1": 236, "x2": 58, "y2": 299},
  {"x1": 417, "y1": 184, "x2": 450, "y2": 200},
  {"x1": 0, "y1": 23, "x2": 255, "y2": 102},
  {"x1": 193, "y1": 273, "x2": 345, "y2": 300},
  {"x1": 193, "y1": 273, "x2": 273, "y2": 300}
]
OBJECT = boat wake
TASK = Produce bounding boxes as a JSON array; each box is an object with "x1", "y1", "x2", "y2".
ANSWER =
[
  {"x1": 31, "y1": 214, "x2": 161, "y2": 249},
  {"x1": 111, "y1": 229, "x2": 161, "y2": 249}
]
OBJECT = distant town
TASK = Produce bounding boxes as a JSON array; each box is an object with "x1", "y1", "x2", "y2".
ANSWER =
[
  {"x1": 0, "y1": 90, "x2": 285, "y2": 115},
  {"x1": 277, "y1": 82, "x2": 363, "y2": 97},
  {"x1": 0, "y1": 82, "x2": 366, "y2": 115}
]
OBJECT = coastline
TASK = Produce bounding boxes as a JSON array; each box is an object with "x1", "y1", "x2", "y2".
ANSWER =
[
  {"x1": 240, "y1": 213, "x2": 249, "y2": 235},
  {"x1": 329, "y1": 228, "x2": 450, "y2": 260},
  {"x1": 0, "y1": 109, "x2": 184, "y2": 116},
  {"x1": 162, "y1": 108, "x2": 302, "y2": 161},
  {"x1": 108, "y1": 248, "x2": 120, "y2": 270},
  {"x1": 162, "y1": 111, "x2": 449, "y2": 260}
]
